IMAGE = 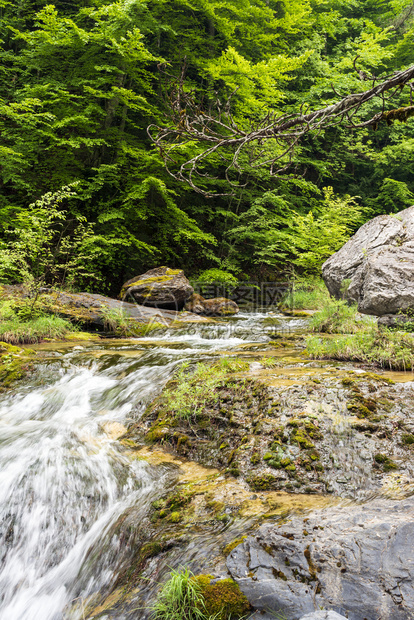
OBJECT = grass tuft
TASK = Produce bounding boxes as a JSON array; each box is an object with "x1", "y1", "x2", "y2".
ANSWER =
[
  {"x1": 151, "y1": 568, "x2": 209, "y2": 620},
  {"x1": 0, "y1": 315, "x2": 74, "y2": 344},
  {"x1": 0, "y1": 297, "x2": 76, "y2": 344},
  {"x1": 161, "y1": 358, "x2": 246, "y2": 423},
  {"x1": 100, "y1": 305, "x2": 166, "y2": 337}
]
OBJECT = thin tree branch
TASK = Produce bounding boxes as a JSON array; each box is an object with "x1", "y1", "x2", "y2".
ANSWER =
[{"x1": 148, "y1": 63, "x2": 414, "y2": 195}]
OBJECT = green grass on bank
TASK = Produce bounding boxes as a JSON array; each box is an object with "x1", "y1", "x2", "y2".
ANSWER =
[
  {"x1": 0, "y1": 297, "x2": 76, "y2": 344},
  {"x1": 0, "y1": 292, "x2": 165, "y2": 344},
  {"x1": 283, "y1": 278, "x2": 331, "y2": 310},
  {"x1": 306, "y1": 328, "x2": 414, "y2": 371},
  {"x1": 0, "y1": 315, "x2": 75, "y2": 344},
  {"x1": 306, "y1": 297, "x2": 414, "y2": 370},
  {"x1": 309, "y1": 299, "x2": 375, "y2": 334}
]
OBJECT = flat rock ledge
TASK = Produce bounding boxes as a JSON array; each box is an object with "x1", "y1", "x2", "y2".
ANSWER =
[
  {"x1": 0, "y1": 285, "x2": 209, "y2": 328},
  {"x1": 300, "y1": 613, "x2": 348, "y2": 620},
  {"x1": 227, "y1": 496, "x2": 414, "y2": 620}
]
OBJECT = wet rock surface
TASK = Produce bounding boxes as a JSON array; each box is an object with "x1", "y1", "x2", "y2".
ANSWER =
[
  {"x1": 130, "y1": 358, "x2": 414, "y2": 500},
  {"x1": 299, "y1": 613, "x2": 348, "y2": 620},
  {"x1": 120, "y1": 266, "x2": 194, "y2": 309},
  {"x1": 227, "y1": 495, "x2": 414, "y2": 620},
  {"x1": 81, "y1": 445, "x2": 336, "y2": 619},
  {"x1": 185, "y1": 292, "x2": 239, "y2": 316},
  {"x1": 322, "y1": 205, "x2": 414, "y2": 316},
  {"x1": 377, "y1": 313, "x2": 414, "y2": 329}
]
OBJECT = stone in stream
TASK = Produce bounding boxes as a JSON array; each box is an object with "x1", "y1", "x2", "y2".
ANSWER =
[
  {"x1": 120, "y1": 266, "x2": 194, "y2": 310},
  {"x1": 322, "y1": 205, "x2": 414, "y2": 316},
  {"x1": 184, "y1": 292, "x2": 239, "y2": 316},
  {"x1": 227, "y1": 495, "x2": 414, "y2": 620}
]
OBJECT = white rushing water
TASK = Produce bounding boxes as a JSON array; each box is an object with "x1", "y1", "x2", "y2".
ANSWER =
[
  {"x1": 0, "y1": 313, "x2": 299, "y2": 619},
  {"x1": 0, "y1": 358, "x2": 177, "y2": 619}
]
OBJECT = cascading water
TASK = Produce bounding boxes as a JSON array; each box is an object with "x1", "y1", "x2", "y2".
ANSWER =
[
  {"x1": 0, "y1": 312, "x2": 302, "y2": 620},
  {"x1": 0, "y1": 359, "x2": 172, "y2": 619}
]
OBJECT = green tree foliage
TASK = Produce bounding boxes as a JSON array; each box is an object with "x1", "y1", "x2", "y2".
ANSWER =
[
  {"x1": 0, "y1": 0, "x2": 413, "y2": 290},
  {"x1": 0, "y1": 184, "x2": 95, "y2": 290}
]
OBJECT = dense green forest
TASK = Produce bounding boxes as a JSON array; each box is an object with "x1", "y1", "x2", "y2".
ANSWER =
[{"x1": 0, "y1": 0, "x2": 413, "y2": 294}]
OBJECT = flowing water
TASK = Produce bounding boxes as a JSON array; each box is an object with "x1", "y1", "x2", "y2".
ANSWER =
[{"x1": 0, "y1": 312, "x2": 307, "y2": 620}]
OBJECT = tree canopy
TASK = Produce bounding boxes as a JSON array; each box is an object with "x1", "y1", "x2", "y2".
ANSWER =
[{"x1": 0, "y1": 0, "x2": 413, "y2": 288}]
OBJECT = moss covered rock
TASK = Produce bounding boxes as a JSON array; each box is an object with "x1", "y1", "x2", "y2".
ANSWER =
[
  {"x1": 0, "y1": 341, "x2": 35, "y2": 389},
  {"x1": 195, "y1": 575, "x2": 251, "y2": 619},
  {"x1": 120, "y1": 266, "x2": 194, "y2": 310}
]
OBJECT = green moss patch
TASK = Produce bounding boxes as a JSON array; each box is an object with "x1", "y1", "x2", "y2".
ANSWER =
[
  {"x1": 0, "y1": 340, "x2": 35, "y2": 389},
  {"x1": 223, "y1": 536, "x2": 247, "y2": 556},
  {"x1": 374, "y1": 453, "x2": 398, "y2": 472},
  {"x1": 347, "y1": 386, "x2": 378, "y2": 420},
  {"x1": 401, "y1": 433, "x2": 414, "y2": 446},
  {"x1": 150, "y1": 489, "x2": 194, "y2": 524},
  {"x1": 195, "y1": 575, "x2": 251, "y2": 620}
]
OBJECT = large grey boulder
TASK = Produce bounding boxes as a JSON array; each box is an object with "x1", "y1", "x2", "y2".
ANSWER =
[
  {"x1": 227, "y1": 496, "x2": 414, "y2": 620},
  {"x1": 322, "y1": 206, "x2": 414, "y2": 316},
  {"x1": 120, "y1": 266, "x2": 194, "y2": 310}
]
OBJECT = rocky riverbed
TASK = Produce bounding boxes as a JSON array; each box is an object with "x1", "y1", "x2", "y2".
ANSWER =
[{"x1": 1, "y1": 310, "x2": 414, "y2": 620}]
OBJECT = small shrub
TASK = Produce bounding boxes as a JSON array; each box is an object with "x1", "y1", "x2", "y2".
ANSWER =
[{"x1": 196, "y1": 269, "x2": 239, "y2": 285}]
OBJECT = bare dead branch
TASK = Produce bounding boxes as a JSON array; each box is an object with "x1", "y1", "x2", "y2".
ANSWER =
[{"x1": 147, "y1": 63, "x2": 414, "y2": 195}]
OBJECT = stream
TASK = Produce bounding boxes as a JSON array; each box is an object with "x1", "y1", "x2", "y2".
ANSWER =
[
  {"x1": 0, "y1": 312, "x2": 306, "y2": 620},
  {"x1": 1, "y1": 311, "x2": 412, "y2": 620}
]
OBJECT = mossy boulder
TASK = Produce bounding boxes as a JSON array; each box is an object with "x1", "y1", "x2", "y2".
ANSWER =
[{"x1": 120, "y1": 266, "x2": 194, "y2": 310}]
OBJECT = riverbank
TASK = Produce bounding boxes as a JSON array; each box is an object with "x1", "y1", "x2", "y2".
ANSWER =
[{"x1": 0, "y1": 284, "x2": 211, "y2": 345}]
